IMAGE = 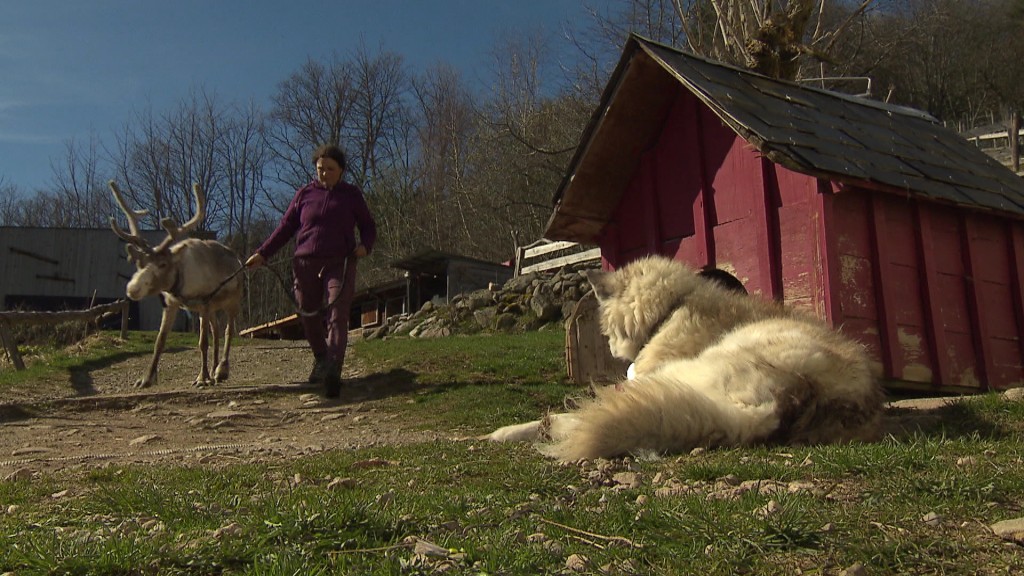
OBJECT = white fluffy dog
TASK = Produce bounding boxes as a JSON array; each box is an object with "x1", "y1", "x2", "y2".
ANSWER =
[{"x1": 487, "y1": 255, "x2": 884, "y2": 461}]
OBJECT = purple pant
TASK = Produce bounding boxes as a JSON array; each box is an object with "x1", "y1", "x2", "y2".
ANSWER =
[{"x1": 292, "y1": 256, "x2": 358, "y2": 366}]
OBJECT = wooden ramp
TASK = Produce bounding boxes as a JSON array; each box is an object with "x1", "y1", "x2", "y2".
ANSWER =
[{"x1": 240, "y1": 314, "x2": 304, "y2": 340}]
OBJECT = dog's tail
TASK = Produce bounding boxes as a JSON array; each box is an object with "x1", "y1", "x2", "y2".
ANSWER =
[{"x1": 539, "y1": 373, "x2": 780, "y2": 461}]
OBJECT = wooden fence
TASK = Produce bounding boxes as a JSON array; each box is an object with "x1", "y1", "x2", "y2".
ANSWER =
[
  {"x1": 514, "y1": 240, "x2": 601, "y2": 276},
  {"x1": 0, "y1": 300, "x2": 129, "y2": 370}
]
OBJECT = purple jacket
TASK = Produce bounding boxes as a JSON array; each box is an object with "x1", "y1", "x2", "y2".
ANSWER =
[{"x1": 257, "y1": 180, "x2": 376, "y2": 262}]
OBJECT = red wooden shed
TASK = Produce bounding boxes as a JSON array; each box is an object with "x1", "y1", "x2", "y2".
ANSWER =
[{"x1": 547, "y1": 35, "x2": 1024, "y2": 394}]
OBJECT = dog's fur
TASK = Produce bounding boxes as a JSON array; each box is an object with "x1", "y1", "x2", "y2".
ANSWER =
[{"x1": 486, "y1": 255, "x2": 884, "y2": 461}]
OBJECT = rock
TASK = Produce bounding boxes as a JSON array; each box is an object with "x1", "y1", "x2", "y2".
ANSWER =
[
  {"x1": 212, "y1": 522, "x2": 242, "y2": 539},
  {"x1": 460, "y1": 290, "x2": 495, "y2": 310},
  {"x1": 565, "y1": 553, "x2": 589, "y2": 572},
  {"x1": 4, "y1": 468, "x2": 34, "y2": 482},
  {"x1": 991, "y1": 517, "x2": 1024, "y2": 543},
  {"x1": 611, "y1": 471, "x2": 641, "y2": 489},
  {"x1": 840, "y1": 562, "x2": 867, "y2": 576},
  {"x1": 756, "y1": 499, "x2": 781, "y2": 518},
  {"x1": 473, "y1": 307, "x2": 497, "y2": 328},
  {"x1": 129, "y1": 434, "x2": 160, "y2": 446},
  {"x1": 1002, "y1": 387, "x2": 1024, "y2": 401},
  {"x1": 205, "y1": 410, "x2": 248, "y2": 420},
  {"x1": 413, "y1": 538, "x2": 450, "y2": 558},
  {"x1": 494, "y1": 313, "x2": 517, "y2": 331},
  {"x1": 382, "y1": 261, "x2": 598, "y2": 339},
  {"x1": 503, "y1": 272, "x2": 540, "y2": 294},
  {"x1": 922, "y1": 511, "x2": 944, "y2": 525},
  {"x1": 543, "y1": 539, "x2": 563, "y2": 555},
  {"x1": 11, "y1": 446, "x2": 50, "y2": 456},
  {"x1": 530, "y1": 285, "x2": 561, "y2": 321},
  {"x1": 787, "y1": 480, "x2": 820, "y2": 494}
]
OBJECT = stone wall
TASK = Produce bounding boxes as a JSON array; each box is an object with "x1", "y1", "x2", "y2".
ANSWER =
[{"x1": 361, "y1": 262, "x2": 599, "y2": 340}]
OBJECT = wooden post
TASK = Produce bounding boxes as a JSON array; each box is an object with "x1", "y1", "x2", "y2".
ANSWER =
[
  {"x1": 120, "y1": 300, "x2": 130, "y2": 339},
  {"x1": 84, "y1": 289, "x2": 98, "y2": 340},
  {"x1": 0, "y1": 320, "x2": 25, "y2": 371}
]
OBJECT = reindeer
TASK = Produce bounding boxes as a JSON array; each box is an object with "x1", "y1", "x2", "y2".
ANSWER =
[{"x1": 109, "y1": 180, "x2": 244, "y2": 388}]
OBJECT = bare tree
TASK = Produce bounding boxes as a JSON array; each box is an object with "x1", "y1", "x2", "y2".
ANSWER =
[
  {"x1": 575, "y1": 0, "x2": 878, "y2": 80},
  {"x1": 408, "y1": 64, "x2": 476, "y2": 253},
  {"x1": 109, "y1": 90, "x2": 242, "y2": 235},
  {"x1": 217, "y1": 100, "x2": 271, "y2": 242},
  {"x1": 0, "y1": 177, "x2": 28, "y2": 226},
  {"x1": 264, "y1": 57, "x2": 357, "y2": 194},
  {"x1": 470, "y1": 30, "x2": 588, "y2": 257},
  {"x1": 47, "y1": 133, "x2": 114, "y2": 228},
  {"x1": 348, "y1": 43, "x2": 410, "y2": 189},
  {"x1": 840, "y1": 0, "x2": 1024, "y2": 126}
]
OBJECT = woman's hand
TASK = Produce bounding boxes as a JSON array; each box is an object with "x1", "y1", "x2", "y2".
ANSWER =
[
  {"x1": 353, "y1": 244, "x2": 368, "y2": 258},
  {"x1": 245, "y1": 253, "x2": 265, "y2": 268}
]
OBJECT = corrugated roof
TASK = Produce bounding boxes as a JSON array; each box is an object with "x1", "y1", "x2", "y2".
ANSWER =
[
  {"x1": 391, "y1": 249, "x2": 510, "y2": 277},
  {"x1": 545, "y1": 35, "x2": 1024, "y2": 242}
]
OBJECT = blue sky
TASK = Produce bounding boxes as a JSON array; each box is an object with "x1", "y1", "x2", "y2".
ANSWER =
[{"x1": 0, "y1": 0, "x2": 619, "y2": 194}]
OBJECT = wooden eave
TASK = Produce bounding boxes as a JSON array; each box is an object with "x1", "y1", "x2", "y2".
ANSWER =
[{"x1": 544, "y1": 37, "x2": 679, "y2": 243}]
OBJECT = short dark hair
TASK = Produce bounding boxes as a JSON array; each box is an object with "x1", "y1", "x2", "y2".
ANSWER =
[{"x1": 312, "y1": 144, "x2": 347, "y2": 173}]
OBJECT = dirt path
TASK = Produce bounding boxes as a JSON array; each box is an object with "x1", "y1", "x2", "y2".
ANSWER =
[
  {"x1": 0, "y1": 339, "x2": 443, "y2": 477},
  {"x1": 0, "y1": 336, "x2": 979, "y2": 479}
]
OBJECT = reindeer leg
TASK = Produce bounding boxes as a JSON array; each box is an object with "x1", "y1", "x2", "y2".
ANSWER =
[
  {"x1": 210, "y1": 311, "x2": 222, "y2": 378},
  {"x1": 194, "y1": 313, "x2": 213, "y2": 387},
  {"x1": 215, "y1": 311, "x2": 233, "y2": 382},
  {"x1": 139, "y1": 303, "x2": 179, "y2": 388}
]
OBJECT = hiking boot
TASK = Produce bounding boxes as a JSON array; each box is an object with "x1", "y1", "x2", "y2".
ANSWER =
[
  {"x1": 308, "y1": 354, "x2": 328, "y2": 384},
  {"x1": 323, "y1": 361, "x2": 342, "y2": 399}
]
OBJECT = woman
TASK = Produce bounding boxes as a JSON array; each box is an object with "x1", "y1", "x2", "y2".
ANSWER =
[{"x1": 245, "y1": 144, "x2": 377, "y2": 398}]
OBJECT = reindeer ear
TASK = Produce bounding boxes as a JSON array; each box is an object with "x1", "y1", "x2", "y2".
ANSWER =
[{"x1": 125, "y1": 244, "x2": 147, "y2": 264}]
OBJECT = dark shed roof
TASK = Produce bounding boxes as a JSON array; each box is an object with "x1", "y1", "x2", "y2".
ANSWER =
[
  {"x1": 546, "y1": 35, "x2": 1024, "y2": 242},
  {"x1": 391, "y1": 249, "x2": 510, "y2": 277}
]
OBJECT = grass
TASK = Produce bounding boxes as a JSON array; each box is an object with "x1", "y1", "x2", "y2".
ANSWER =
[
  {"x1": 2, "y1": 330, "x2": 1024, "y2": 574},
  {"x1": 0, "y1": 330, "x2": 196, "y2": 392}
]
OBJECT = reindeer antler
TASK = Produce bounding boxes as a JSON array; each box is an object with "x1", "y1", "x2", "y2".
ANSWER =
[
  {"x1": 109, "y1": 180, "x2": 154, "y2": 257},
  {"x1": 161, "y1": 183, "x2": 207, "y2": 241}
]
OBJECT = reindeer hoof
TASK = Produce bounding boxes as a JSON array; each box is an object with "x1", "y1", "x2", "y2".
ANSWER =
[
  {"x1": 133, "y1": 378, "x2": 153, "y2": 389},
  {"x1": 214, "y1": 369, "x2": 229, "y2": 382},
  {"x1": 192, "y1": 377, "x2": 214, "y2": 388}
]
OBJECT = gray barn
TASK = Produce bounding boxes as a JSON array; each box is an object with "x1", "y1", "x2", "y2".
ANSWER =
[{"x1": 0, "y1": 227, "x2": 171, "y2": 331}]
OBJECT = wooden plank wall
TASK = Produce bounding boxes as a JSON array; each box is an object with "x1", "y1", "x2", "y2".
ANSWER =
[
  {"x1": 833, "y1": 190, "x2": 1024, "y2": 392},
  {"x1": 591, "y1": 84, "x2": 1024, "y2": 393}
]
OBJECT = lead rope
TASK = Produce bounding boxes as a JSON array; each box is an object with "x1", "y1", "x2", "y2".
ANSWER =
[{"x1": 173, "y1": 254, "x2": 349, "y2": 317}]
